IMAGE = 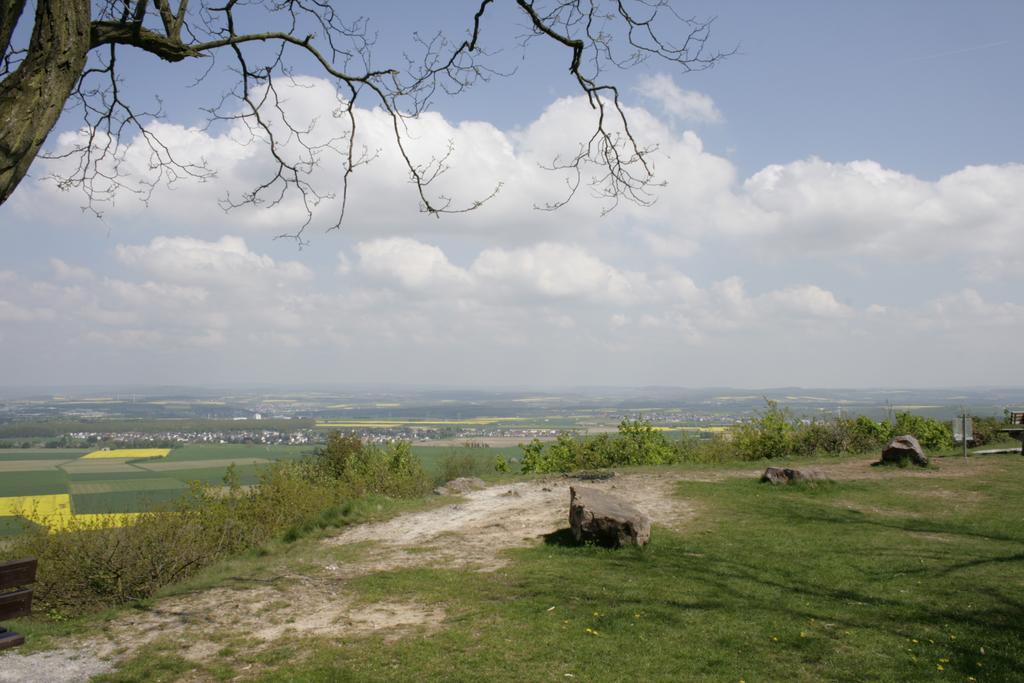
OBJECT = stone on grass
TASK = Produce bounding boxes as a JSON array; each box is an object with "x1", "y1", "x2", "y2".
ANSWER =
[
  {"x1": 569, "y1": 486, "x2": 650, "y2": 548},
  {"x1": 880, "y1": 435, "x2": 929, "y2": 467},
  {"x1": 760, "y1": 467, "x2": 827, "y2": 485},
  {"x1": 434, "y1": 477, "x2": 486, "y2": 496}
]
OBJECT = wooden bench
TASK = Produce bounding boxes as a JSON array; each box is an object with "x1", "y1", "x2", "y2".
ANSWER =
[
  {"x1": 0, "y1": 558, "x2": 37, "y2": 650},
  {"x1": 1001, "y1": 411, "x2": 1024, "y2": 456}
]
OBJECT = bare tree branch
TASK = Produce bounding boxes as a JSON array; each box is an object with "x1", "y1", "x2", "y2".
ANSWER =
[{"x1": 0, "y1": 0, "x2": 731, "y2": 240}]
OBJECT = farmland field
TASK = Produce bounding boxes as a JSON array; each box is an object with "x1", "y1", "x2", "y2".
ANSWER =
[
  {"x1": 0, "y1": 442, "x2": 513, "y2": 535},
  {"x1": 82, "y1": 447, "x2": 171, "y2": 459}
]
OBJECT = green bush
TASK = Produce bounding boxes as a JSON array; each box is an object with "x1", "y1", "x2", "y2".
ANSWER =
[
  {"x1": 438, "y1": 449, "x2": 494, "y2": 483},
  {"x1": 313, "y1": 435, "x2": 432, "y2": 498},
  {"x1": 519, "y1": 418, "x2": 680, "y2": 473},
  {"x1": 4, "y1": 435, "x2": 433, "y2": 616},
  {"x1": 969, "y1": 415, "x2": 1006, "y2": 447},
  {"x1": 5, "y1": 462, "x2": 343, "y2": 614},
  {"x1": 893, "y1": 412, "x2": 952, "y2": 451},
  {"x1": 732, "y1": 400, "x2": 794, "y2": 460}
]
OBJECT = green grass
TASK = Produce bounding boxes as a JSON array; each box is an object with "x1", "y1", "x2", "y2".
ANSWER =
[
  {"x1": 69, "y1": 478, "x2": 188, "y2": 495},
  {"x1": 160, "y1": 464, "x2": 263, "y2": 486},
  {"x1": 164, "y1": 444, "x2": 314, "y2": 462},
  {"x1": 98, "y1": 454, "x2": 1024, "y2": 682},
  {"x1": 412, "y1": 445, "x2": 521, "y2": 479},
  {"x1": 71, "y1": 489, "x2": 187, "y2": 514},
  {"x1": 0, "y1": 449, "x2": 88, "y2": 461},
  {"x1": 0, "y1": 470, "x2": 69, "y2": 496}
]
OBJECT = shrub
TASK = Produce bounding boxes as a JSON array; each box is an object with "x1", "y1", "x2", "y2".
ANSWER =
[
  {"x1": 519, "y1": 418, "x2": 680, "y2": 473},
  {"x1": 438, "y1": 449, "x2": 492, "y2": 483},
  {"x1": 673, "y1": 433, "x2": 732, "y2": 464},
  {"x1": 970, "y1": 415, "x2": 1006, "y2": 447},
  {"x1": 316, "y1": 431, "x2": 364, "y2": 479},
  {"x1": 733, "y1": 400, "x2": 794, "y2": 460},
  {"x1": 313, "y1": 435, "x2": 432, "y2": 498},
  {"x1": 849, "y1": 415, "x2": 893, "y2": 452},
  {"x1": 893, "y1": 412, "x2": 952, "y2": 451},
  {"x1": 4, "y1": 463, "x2": 343, "y2": 614},
  {"x1": 4, "y1": 436, "x2": 433, "y2": 615}
]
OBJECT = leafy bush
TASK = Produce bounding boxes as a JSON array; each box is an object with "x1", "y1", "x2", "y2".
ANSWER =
[
  {"x1": 519, "y1": 418, "x2": 680, "y2": 473},
  {"x1": 438, "y1": 449, "x2": 493, "y2": 483},
  {"x1": 313, "y1": 435, "x2": 432, "y2": 498},
  {"x1": 4, "y1": 435, "x2": 432, "y2": 615},
  {"x1": 733, "y1": 400, "x2": 794, "y2": 460},
  {"x1": 969, "y1": 415, "x2": 1008, "y2": 447},
  {"x1": 893, "y1": 412, "x2": 952, "y2": 451},
  {"x1": 5, "y1": 461, "x2": 342, "y2": 614}
]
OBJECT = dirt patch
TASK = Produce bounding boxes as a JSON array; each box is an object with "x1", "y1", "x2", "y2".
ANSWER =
[
  {"x1": 325, "y1": 472, "x2": 695, "y2": 572},
  {"x1": 77, "y1": 580, "x2": 445, "y2": 669},
  {"x1": 792, "y1": 456, "x2": 1005, "y2": 482},
  {"x1": 0, "y1": 649, "x2": 113, "y2": 683},
  {"x1": 28, "y1": 472, "x2": 693, "y2": 674}
]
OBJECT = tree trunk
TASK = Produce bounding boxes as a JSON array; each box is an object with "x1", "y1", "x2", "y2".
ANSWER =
[
  {"x1": 0, "y1": 0, "x2": 28, "y2": 58},
  {"x1": 0, "y1": 0, "x2": 90, "y2": 205}
]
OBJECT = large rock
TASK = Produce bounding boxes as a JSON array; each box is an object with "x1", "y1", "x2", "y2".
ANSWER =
[
  {"x1": 880, "y1": 434, "x2": 929, "y2": 467},
  {"x1": 761, "y1": 467, "x2": 827, "y2": 485},
  {"x1": 569, "y1": 486, "x2": 651, "y2": 548},
  {"x1": 434, "y1": 477, "x2": 486, "y2": 496}
]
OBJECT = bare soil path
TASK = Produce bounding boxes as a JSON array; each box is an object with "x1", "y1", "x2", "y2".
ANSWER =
[
  {"x1": 0, "y1": 472, "x2": 695, "y2": 681},
  {"x1": 1, "y1": 457, "x2": 989, "y2": 681}
]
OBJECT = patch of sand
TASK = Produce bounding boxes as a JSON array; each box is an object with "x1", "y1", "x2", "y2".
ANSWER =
[{"x1": 325, "y1": 472, "x2": 696, "y2": 572}]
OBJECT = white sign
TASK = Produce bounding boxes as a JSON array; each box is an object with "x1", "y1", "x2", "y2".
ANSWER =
[{"x1": 951, "y1": 418, "x2": 973, "y2": 443}]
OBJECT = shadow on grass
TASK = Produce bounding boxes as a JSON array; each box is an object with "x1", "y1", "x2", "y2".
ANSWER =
[{"x1": 542, "y1": 527, "x2": 577, "y2": 547}]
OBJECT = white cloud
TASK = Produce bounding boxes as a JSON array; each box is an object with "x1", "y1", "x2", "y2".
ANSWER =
[
  {"x1": 50, "y1": 259, "x2": 95, "y2": 281},
  {"x1": 0, "y1": 300, "x2": 55, "y2": 322},
  {"x1": 116, "y1": 236, "x2": 312, "y2": 287},
  {"x1": 635, "y1": 74, "x2": 722, "y2": 123},
  {"x1": 2, "y1": 81, "x2": 1023, "y2": 386},
  {"x1": 762, "y1": 285, "x2": 852, "y2": 319},
  {"x1": 16, "y1": 77, "x2": 1024, "y2": 287},
  {"x1": 356, "y1": 238, "x2": 472, "y2": 290},
  {"x1": 471, "y1": 243, "x2": 636, "y2": 304}
]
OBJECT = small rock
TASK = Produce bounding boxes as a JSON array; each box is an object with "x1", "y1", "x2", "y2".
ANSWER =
[
  {"x1": 433, "y1": 477, "x2": 487, "y2": 496},
  {"x1": 569, "y1": 486, "x2": 651, "y2": 548},
  {"x1": 880, "y1": 435, "x2": 929, "y2": 467},
  {"x1": 761, "y1": 467, "x2": 828, "y2": 485}
]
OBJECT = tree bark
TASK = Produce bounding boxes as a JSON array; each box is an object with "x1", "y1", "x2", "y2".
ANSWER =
[
  {"x1": 0, "y1": 0, "x2": 28, "y2": 58},
  {"x1": 0, "y1": 0, "x2": 90, "y2": 205}
]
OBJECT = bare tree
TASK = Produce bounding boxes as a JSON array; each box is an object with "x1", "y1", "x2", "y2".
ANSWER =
[{"x1": 0, "y1": 1, "x2": 728, "y2": 240}]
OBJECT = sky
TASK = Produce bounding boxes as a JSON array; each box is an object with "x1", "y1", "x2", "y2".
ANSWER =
[{"x1": 1, "y1": 0, "x2": 1023, "y2": 389}]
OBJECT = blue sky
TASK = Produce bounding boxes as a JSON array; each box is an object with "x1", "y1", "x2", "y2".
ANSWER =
[{"x1": 1, "y1": 1, "x2": 1022, "y2": 388}]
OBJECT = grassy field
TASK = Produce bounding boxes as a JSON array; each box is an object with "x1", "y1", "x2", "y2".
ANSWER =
[{"x1": 6, "y1": 453, "x2": 1016, "y2": 681}]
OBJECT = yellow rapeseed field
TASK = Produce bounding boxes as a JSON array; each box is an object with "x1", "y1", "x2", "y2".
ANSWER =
[
  {"x1": 0, "y1": 493, "x2": 72, "y2": 518},
  {"x1": 0, "y1": 493, "x2": 147, "y2": 532},
  {"x1": 81, "y1": 447, "x2": 171, "y2": 459}
]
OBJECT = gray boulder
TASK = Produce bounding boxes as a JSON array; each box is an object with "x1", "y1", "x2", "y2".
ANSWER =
[
  {"x1": 569, "y1": 486, "x2": 651, "y2": 548},
  {"x1": 761, "y1": 467, "x2": 827, "y2": 485},
  {"x1": 881, "y1": 435, "x2": 929, "y2": 467},
  {"x1": 434, "y1": 477, "x2": 486, "y2": 496}
]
